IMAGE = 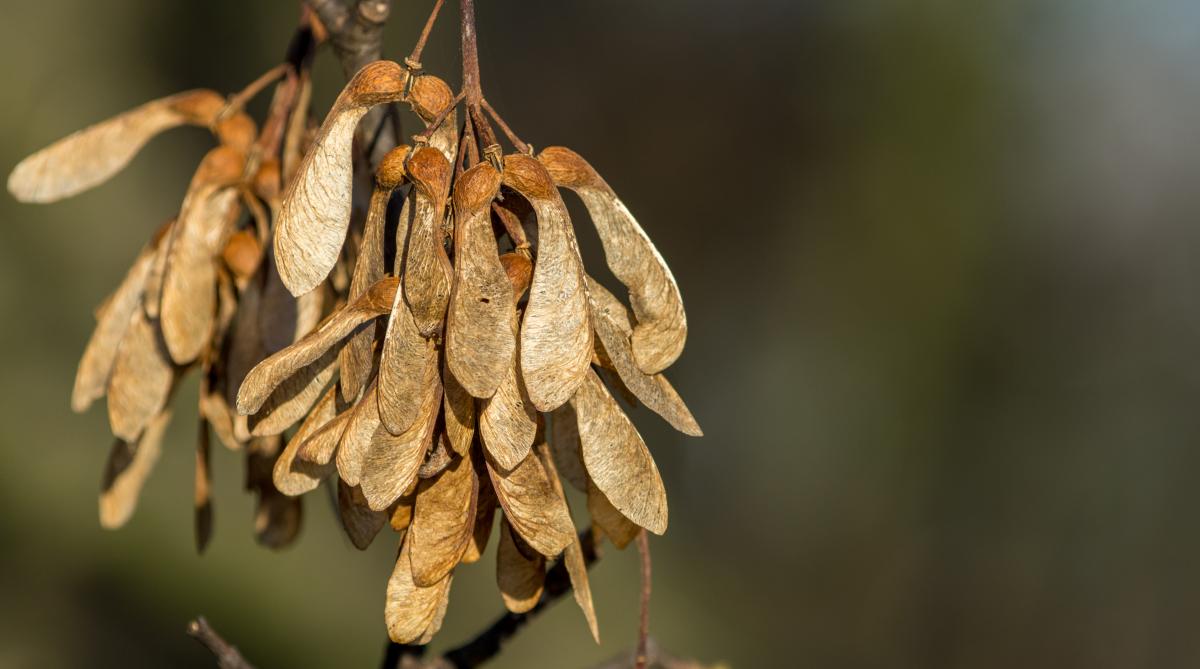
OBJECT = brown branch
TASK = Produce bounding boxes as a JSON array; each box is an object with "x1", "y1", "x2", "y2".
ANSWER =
[
  {"x1": 408, "y1": 0, "x2": 446, "y2": 65},
  {"x1": 458, "y1": 0, "x2": 499, "y2": 160},
  {"x1": 636, "y1": 530, "x2": 652, "y2": 669},
  {"x1": 308, "y1": 0, "x2": 397, "y2": 164},
  {"x1": 187, "y1": 617, "x2": 257, "y2": 669}
]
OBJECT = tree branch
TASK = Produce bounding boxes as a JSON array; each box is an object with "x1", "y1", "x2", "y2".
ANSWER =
[
  {"x1": 308, "y1": 0, "x2": 397, "y2": 164},
  {"x1": 187, "y1": 617, "x2": 257, "y2": 669}
]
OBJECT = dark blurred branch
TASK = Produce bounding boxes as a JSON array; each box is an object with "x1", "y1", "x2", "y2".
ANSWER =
[
  {"x1": 635, "y1": 530, "x2": 652, "y2": 669},
  {"x1": 187, "y1": 617, "x2": 257, "y2": 669},
  {"x1": 308, "y1": 0, "x2": 397, "y2": 163}
]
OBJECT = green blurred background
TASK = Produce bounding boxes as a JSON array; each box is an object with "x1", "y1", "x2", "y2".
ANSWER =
[{"x1": 3, "y1": 0, "x2": 1200, "y2": 666}]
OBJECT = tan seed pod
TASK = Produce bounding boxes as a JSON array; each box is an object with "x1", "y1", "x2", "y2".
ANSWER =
[
  {"x1": 361, "y1": 363, "x2": 442, "y2": 510},
  {"x1": 548, "y1": 404, "x2": 588, "y2": 492},
  {"x1": 107, "y1": 309, "x2": 174, "y2": 442},
  {"x1": 536, "y1": 439, "x2": 600, "y2": 642},
  {"x1": 446, "y1": 163, "x2": 514, "y2": 398},
  {"x1": 274, "y1": 61, "x2": 409, "y2": 296},
  {"x1": 503, "y1": 154, "x2": 592, "y2": 411},
  {"x1": 570, "y1": 369, "x2": 667, "y2": 535},
  {"x1": 246, "y1": 347, "x2": 336, "y2": 437},
  {"x1": 336, "y1": 380, "x2": 383, "y2": 487},
  {"x1": 486, "y1": 447, "x2": 576, "y2": 558},
  {"x1": 72, "y1": 224, "x2": 166, "y2": 413},
  {"x1": 160, "y1": 146, "x2": 246, "y2": 364},
  {"x1": 496, "y1": 517, "x2": 545, "y2": 614},
  {"x1": 479, "y1": 308, "x2": 537, "y2": 471},
  {"x1": 409, "y1": 454, "x2": 479, "y2": 586},
  {"x1": 337, "y1": 478, "x2": 388, "y2": 550},
  {"x1": 341, "y1": 145, "x2": 411, "y2": 400},
  {"x1": 461, "y1": 474, "x2": 496, "y2": 564},
  {"x1": 296, "y1": 404, "x2": 353, "y2": 465},
  {"x1": 404, "y1": 146, "x2": 454, "y2": 336},
  {"x1": 236, "y1": 276, "x2": 398, "y2": 416},
  {"x1": 222, "y1": 229, "x2": 261, "y2": 283},
  {"x1": 8, "y1": 89, "x2": 225, "y2": 203},
  {"x1": 271, "y1": 384, "x2": 338, "y2": 496},
  {"x1": 385, "y1": 538, "x2": 452, "y2": 644},
  {"x1": 587, "y1": 481, "x2": 640, "y2": 550},
  {"x1": 586, "y1": 278, "x2": 701, "y2": 436},
  {"x1": 499, "y1": 252, "x2": 533, "y2": 302},
  {"x1": 99, "y1": 409, "x2": 172, "y2": 529},
  {"x1": 441, "y1": 362, "x2": 475, "y2": 456},
  {"x1": 195, "y1": 419, "x2": 213, "y2": 553},
  {"x1": 540, "y1": 146, "x2": 686, "y2": 374},
  {"x1": 378, "y1": 286, "x2": 437, "y2": 436}
]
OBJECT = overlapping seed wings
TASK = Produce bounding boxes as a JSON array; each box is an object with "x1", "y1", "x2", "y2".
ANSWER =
[
  {"x1": 502, "y1": 154, "x2": 592, "y2": 411},
  {"x1": 403, "y1": 146, "x2": 454, "y2": 336},
  {"x1": 100, "y1": 409, "x2": 172, "y2": 529},
  {"x1": 540, "y1": 146, "x2": 686, "y2": 374},
  {"x1": 486, "y1": 443, "x2": 575, "y2": 558},
  {"x1": 408, "y1": 454, "x2": 479, "y2": 586}
]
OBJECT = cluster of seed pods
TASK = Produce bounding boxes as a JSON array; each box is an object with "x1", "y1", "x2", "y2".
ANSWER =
[{"x1": 9, "y1": 48, "x2": 699, "y2": 644}]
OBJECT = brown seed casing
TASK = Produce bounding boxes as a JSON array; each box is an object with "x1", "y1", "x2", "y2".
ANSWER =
[{"x1": 403, "y1": 146, "x2": 454, "y2": 337}]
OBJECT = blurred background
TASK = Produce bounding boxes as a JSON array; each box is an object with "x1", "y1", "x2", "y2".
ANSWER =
[{"x1": 2, "y1": 0, "x2": 1199, "y2": 666}]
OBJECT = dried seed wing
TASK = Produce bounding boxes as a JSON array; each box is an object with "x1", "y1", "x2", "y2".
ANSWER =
[
  {"x1": 296, "y1": 406, "x2": 353, "y2": 465},
  {"x1": 496, "y1": 517, "x2": 545, "y2": 613},
  {"x1": 341, "y1": 146, "x2": 410, "y2": 400},
  {"x1": 409, "y1": 454, "x2": 479, "y2": 586},
  {"x1": 570, "y1": 369, "x2": 667, "y2": 534},
  {"x1": 390, "y1": 489, "x2": 416, "y2": 533},
  {"x1": 540, "y1": 146, "x2": 686, "y2": 374},
  {"x1": 446, "y1": 163, "x2": 514, "y2": 398},
  {"x1": 272, "y1": 384, "x2": 338, "y2": 496},
  {"x1": 247, "y1": 346, "x2": 336, "y2": 437},
  {"x1": 415, "y1": 576, "x2": 452, "y2": 645},
  {"x1": 428, "y1": 107, "x2": 459, "y2": 166},
  {"x1": 247, "y1": 436, "x2": 304, "y2": 550},
  {"x1": 587, "y1": 278, "x2": 702, "y2": 436},
  {"x1": 479, "y1": 345, "x2": 537, "y2": 471},
  {"x1": 535, "y1": 440, "x2": 600, "y2": 642},
  {"x1": 548, "y1": 404, "x2": 588, "y2": 492},
  {"x1": 385, "y1": 539, "x2": 452, "y2": 644},
  {"x1": 442, "y1": 363, "x2": 475, "y2": 456},
  {"x1": 361, "y1": 365, "x2": 441, "y2": 510},
  {"x1": 199, "y1": 357, "x2": 241, "y2": 451},
  {"x1": 418, "y1": 431, "x2": 454, "y2": 480},
  {"x1": 404, "y1": 146, "x2": 453, "y2": 337},
  {"x1": 378, "y1": 291, "x2": 436, "y2": 435},
  {"x1": 8, "y1": 89, "x2": 225, "y2": 203},
  {"x1": 336, "y1": 381, "x2": 383, "y2": 487},
  {"x1": 338, "y1": 478, "x2": 388, "y2": 550},
  {"x1": 160, "y1": 146, "x2": 245, "y2": 362},
  {"x1": 194, "y1": 419, "x2": 213, "y2": 553},
  {"x1": 587, "y1": 482, "x2": 639, "y2": 549},
  {"x1": 274, "y1": 61, "x2": 408, "y2": 295},
  {"x1": 503, "y1": 154, "x2": 592, "y2": 411},
  {"x1": 107, "y1": 310, "x2": 174, "y2": 442},
  {"x1": 236, "y1": 277, "x2": 398, "y2": 415},
  {"x1": 461, "y1": 475, "x2": 496, "y2": 564},
  {"x1": 99, "y1": 409, "x2": 171, "y2": 529},
  {"x1": 72, "y1": 229, "x2": 163, "y2": 412},
  {"x1": 486, "y1": 449, "x2": 575, "y2": 558}
]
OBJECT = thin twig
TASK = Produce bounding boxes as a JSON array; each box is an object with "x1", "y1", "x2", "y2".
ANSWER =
[
  {"x1": 413, "y1": 90, "x2": 466, "y2": 144},
  {"x1": 481, "y1": 98, "x2": 530, "y2": 154},
  {"x1": 219, "y1": 64, "x2": 291, "y2": 121},
  {"x1": 187, "y1": 617, "x2": 257, "y2": 669},
  {"x1": 408, "y1": 0, "x2": 446, "y2": 65},
  {"x1": 636, "y1": 530, "x2": 652, "y2": 669},
  {"x1": 458, "y1": 0, "x2": 499, "y2": 155},
  {"x1": 308, "y1": 0, "x2": 396, "y2": 165}
]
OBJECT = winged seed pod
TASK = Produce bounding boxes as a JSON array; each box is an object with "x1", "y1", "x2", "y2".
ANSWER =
[{"x1": 13, "y1": 3, "x2": 701, "y2": 652}]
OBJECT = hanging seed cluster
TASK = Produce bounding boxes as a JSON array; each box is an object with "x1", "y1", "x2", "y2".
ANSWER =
[{"x1": 8, "y1": 23, "x2": 700, "y2": 646}]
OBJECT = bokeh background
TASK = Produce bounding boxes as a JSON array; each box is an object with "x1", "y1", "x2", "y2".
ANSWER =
[{"x1": 2, "y1": 0, "x2": 1199, "y2": 667}]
